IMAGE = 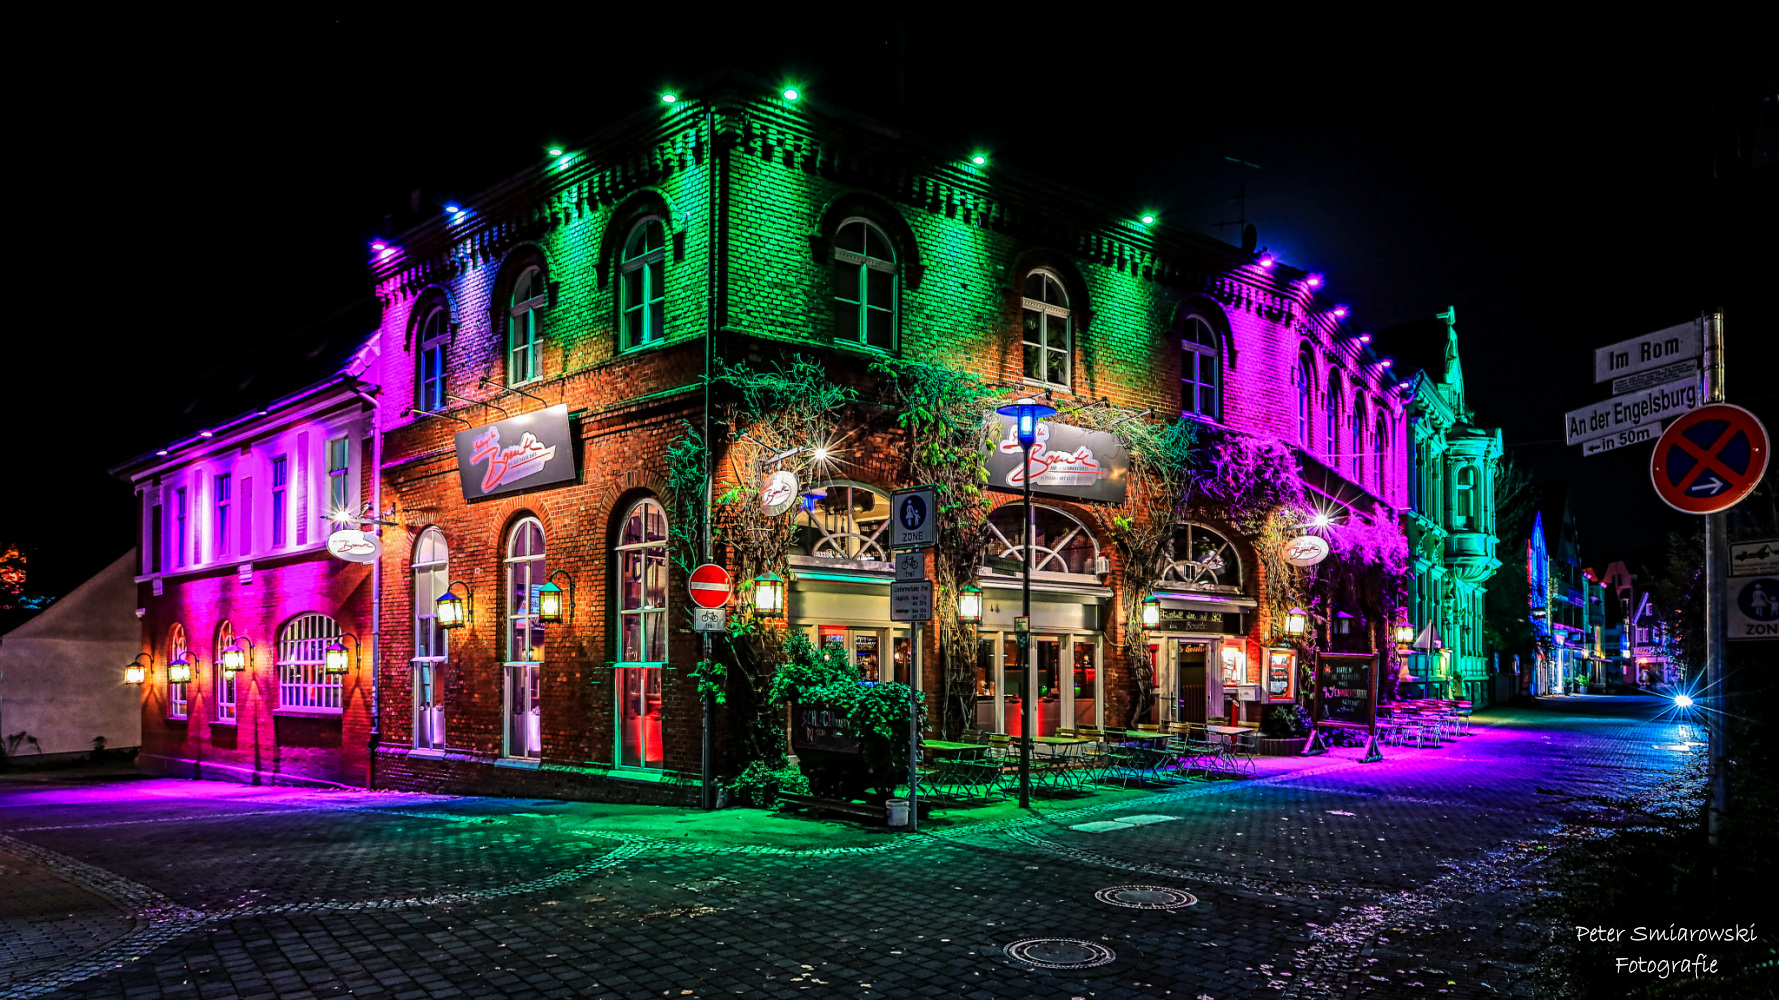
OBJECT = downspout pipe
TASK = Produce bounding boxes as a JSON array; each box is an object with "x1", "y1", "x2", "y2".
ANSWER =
[{"x1": 353, "y1": 387, "x2": 381, "y2": 788}]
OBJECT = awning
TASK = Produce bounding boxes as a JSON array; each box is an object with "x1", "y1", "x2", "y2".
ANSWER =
[{"x1": 1413, "y1": 624, "x2": 1445, "y2": 651}]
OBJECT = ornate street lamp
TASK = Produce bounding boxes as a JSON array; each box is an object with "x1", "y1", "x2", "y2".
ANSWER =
[
  {"x1": 537, "y1": 570, "x2": 574, "y2": 624},
  {"x1": 995, "y1": 396, "x2": 1056, "y2": 811},
  {"x1": 752, "y1": 572, "x2": 785, "y2": 619},
  {"x1": 325, "y1": 634, "x2": 362, "y2": 675},
  {"x1": 124, "y1": 653, "x2": 151, "y2": 685},
  {"x1": 167, "y1": 651, "x2": 194, "y2": 684},
  {"x1": 1283, "y1": 607, "x2": 1309, "y2": 637},
  {"x1": 221, "y1": 636, "x2": 255, "y2": 676},
  {"x1": 436, "y1": 581, "x2": 473, "y2": 630},
  {"x1": 957, "y1": 583, "x2": 982, "y2": 625},
  {"x1": 1140, "y1": 593, "x2": 1161, "y2": 629}
]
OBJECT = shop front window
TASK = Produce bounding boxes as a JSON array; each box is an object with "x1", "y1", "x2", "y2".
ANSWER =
[{"x1": 615, "y1": 499, "x2": 668, "y2": 769}]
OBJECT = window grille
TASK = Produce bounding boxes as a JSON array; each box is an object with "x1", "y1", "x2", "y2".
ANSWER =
[{"x1": 986, "y1": 503, "x2": 1099, "y2": 576}]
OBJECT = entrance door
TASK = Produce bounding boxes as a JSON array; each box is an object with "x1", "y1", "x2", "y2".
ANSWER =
[{"x1": 1152, "y1": 638, "x2": 1214, "y2": 724}]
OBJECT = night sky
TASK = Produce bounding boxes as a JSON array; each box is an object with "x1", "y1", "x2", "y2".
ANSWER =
[{"x1": 10, "y1": 16, "x2": 1774, "y2": 599}]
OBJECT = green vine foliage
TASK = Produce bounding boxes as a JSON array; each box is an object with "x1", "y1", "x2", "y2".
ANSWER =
[
  {"x1": 663, "y1": 420, "x2": 709, "y2": 580},
  {"x1": 769, "y1": 631, "x2": 924, "y2": 797},
  {"x1": 868, "y1": 357, "x2": 998, "y2": 736}
]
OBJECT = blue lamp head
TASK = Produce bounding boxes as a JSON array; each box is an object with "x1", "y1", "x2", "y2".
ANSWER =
[{"x1": 996, "y1": 397, "x2": 1058, "y2": 448}]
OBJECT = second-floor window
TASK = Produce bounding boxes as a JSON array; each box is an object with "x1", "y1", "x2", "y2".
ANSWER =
[
  {"x1": 833, "y1": 219, "x2": 897, "y2": 351},
  {"x1": 1325, "y1": 371, "x2": 1342, "y2": 463},
  {"x1": 417, "y1": 307, "x2": 448, "y2": 411},
  {"x1": 1181, "y1": 316, "x2": 1219, "y2": 417},
  {"x1": 214, "y1": 474, "x2": 232, "y2": 558},
  {"x1": 509, "y1": 266, "x2": 545, "y2": 384},
  {"x1": 1022, "y1": 270, "x2": 1071, "y2": 388},
  {"x1": 271, "y1": 456, "x2": 288, "y2": 547},
  {"x1": 620, "y1": 219, "x2": 666, "y2": 350},
  {"x1": 1455, "y1": 465, "x2": 1477, "y2": 529},
  {"x1": 327, "y1": 437, "x2": 349, "y2": 516},
  {"x1": 1374, "y1": 415, "x2": 1388, "y2": 493},
  {"x1": 1295, "y1": 348, "x2": 1314, "y2": 447},
  {"x1": 175, "y1": 488, "x2": 188, "y2": 567},
  {"x1": 1350, "y1": 391, "x2": 1364, "y2": 479}
]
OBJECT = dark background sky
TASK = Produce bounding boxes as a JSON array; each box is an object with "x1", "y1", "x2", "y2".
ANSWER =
[{"x1": 6, "y1": 15, "x2": 1774, "y2": 599}]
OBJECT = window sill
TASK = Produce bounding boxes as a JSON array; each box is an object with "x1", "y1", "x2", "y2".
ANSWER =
[
  {"x1": 209, "y1": 719, "x2": 238, "y2": 729},
  {"x1": 830, "y1": 339, "x2": 896, "y2": 359},
  {"x1": 407, "y1": 747, "x2": 447, "y2": 759},
  {"x1": 617, "y1": 336, "x2": 676, "y2": 358},
  {"x1": 167, "y1": 715, "x2": 189, "y2": 724},
  {"x1": 1021, "y1": 378, "x2": 1071, "y2": 395},
  {"x1": 494, "y1": 757, "x2": 541, "y2": 770},
  {"x1": 601, "y1": 765, "x2": 674, "y2": 784},
  {"x1": 272, "y1": 709, "x2": 343, "y2": 720}
]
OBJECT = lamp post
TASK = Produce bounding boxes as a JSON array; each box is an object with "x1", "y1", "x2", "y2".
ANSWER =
[{"x1": 996, "y1": 397, "x2": 1056, "y2": 810}]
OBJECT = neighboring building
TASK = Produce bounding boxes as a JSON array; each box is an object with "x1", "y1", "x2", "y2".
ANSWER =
[
  {"x1": 353, "y1": 77, "x2": 1407, "y2": 802},
  {"x1": 1603, "y1": 558, "x2": 1677, "y2": 688},
  {"x1": 1526, "y1": 484, "x2": 1595, "y2": 695},
  {"x1": 0, "y1": 550, "x2": 141, "y2": 764},
  {"x1": 111, "y1": 329, "x2": 380, "y2": 788},
  {"x1": 1382, "y1": 307, "x2": 1503, "y2": 701}
]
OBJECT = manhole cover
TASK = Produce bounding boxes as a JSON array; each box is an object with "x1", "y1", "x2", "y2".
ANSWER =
[
  {"x1": 1094, "y1": 885, "x2": 1197, "y2": 909},
  {"x1": 1003, "y1": 937, "x2": 1117, "y2": 969}
]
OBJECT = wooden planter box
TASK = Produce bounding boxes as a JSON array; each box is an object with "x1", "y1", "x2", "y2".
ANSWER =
[{"x1": 1259, "y1": 736, "x2": 1309, "y2": 756}]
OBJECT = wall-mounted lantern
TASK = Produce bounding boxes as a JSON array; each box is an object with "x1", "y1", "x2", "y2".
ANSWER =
[
  {"x1": 167, "y1": 651, "x2": 194, "y2": 684},
  {"x1": 1283, "y1": 608, "x2": 1309, "y2": 636},
  {"x1": 1334, "y1": 610, "x2": 1355, "y2": 636},
  {"x1": 957, "y1": 583, "x2": 982, "y2": 624},
  {"x1": 1394, "y1": 620, "x2": 1416, "y2": 646},
  {"x1": 537, "y1": 570, "x2": 574, "y2": 624},
  {"x1": 436, "y1": 581, "x2": 474, "y2": 630},
  {"x1": 752, "y1": 572, "x2": 785, "y2": 619},
  {"x1": 325, "y1": 633, "x2": 362, "y2": 675},
  {"x1": 124, "y1": 653, "x2": 152, "y2": 685},
  {"x1": 220, "y1": 636, "x2": 256, "y2": 676},
  {"x1": 1140, "y1": 593, "x2": 1161, "y2": 628}
]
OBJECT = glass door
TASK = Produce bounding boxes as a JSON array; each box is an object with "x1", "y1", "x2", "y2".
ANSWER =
[
  {"x1": 1070, "y1": 636, "x2": 1099, "y2": 728},
  {"x1": 975, "y1": 637, "x2": 998, "y2": 731},
  {"x1": 616, "y1": 665, "x2": 664, "y2": 768},
  {"x1": 504, "y1": 663, "x2": 541, "y2": 759},
  {"x1": 1174, "y1": 640, "x2": 1209, "y2": 724},
  {"x1": 414, "y1": 664, "x2": 444, "y2": 750}
]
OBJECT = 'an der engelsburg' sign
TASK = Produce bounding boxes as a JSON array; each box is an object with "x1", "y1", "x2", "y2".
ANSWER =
[
  {"x1": 453, "y1": 405, "x2": 578, "y2": 501},
  {"x1": 983, "y1": 412, "x2": 1130, "y2": 504},
  {"x1": 1562, "y1": 376, "x2": 1701, "y2": 446}
]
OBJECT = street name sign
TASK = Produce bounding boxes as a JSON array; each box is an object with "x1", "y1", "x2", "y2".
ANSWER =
[
  {"x1": 1594, "y1": 320, "x2": 1702, "y2": 383},
  {"x1": 1727, "y1": 576, "x2": 1779, "y2": 641},
  {"x1": 691, "y1": 607, "x2": 728, "y2": 633},
  {"x1": 687, "y1": 564, "x2": 733, "y2": 609},
  {"x1": 1612, "y1": 359, "x2": 1698, "y2": 396},
  {"x1": 1649, "y1": 404, "x2": 1770, "y2": 514},
  {"x1": 1730, "y1": 539, "x2": 1779, "y2": 577},
  {"x1": 890, "y1": 580, "x2": 933, "y2": 622},
  {"x1": 1564, "y1": 375, "x2": 1700, "y2": 446},
  {"x1": 890, "y1": 487, "x2": 935, "y2": 548}
]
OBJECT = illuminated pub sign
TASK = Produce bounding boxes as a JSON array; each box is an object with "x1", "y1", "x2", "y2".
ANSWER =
[
  {"x1": 453, "y1": 405, "x2": 578, "y2": 501},
  {"x1": 984, "y1": 412, "x2": 1130, "y2": 504},
  {"x1": 1155, "y1": 606, "x2": 1244, "y2": 634}
]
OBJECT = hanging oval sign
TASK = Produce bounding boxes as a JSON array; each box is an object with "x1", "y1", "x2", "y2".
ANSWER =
[
  {"x1": 326, "y1": 528, "x2": 383, "y2": 564},
  {"x1": 761, "y1": 469, "x2": 800, "y2": 516},
  {"x1": 1281, "y1": 534, "x2": 1330, "y2": 567}
]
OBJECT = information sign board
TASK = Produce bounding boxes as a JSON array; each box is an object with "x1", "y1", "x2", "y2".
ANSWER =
[
  {"x1": 890, "y1": 581, "x2": 933, "y2": 622},
  {"x1": 791, "y1": 702, "x2": 861, "y2": 754},
  {"x1": 893, "y1": 551, "x2": 926, "y2": 581},
  {"x1": 691, "y1": 607, "x2": 727, "y2": 633},
  {"x1": 1730, "y1": 539, "x2": 1779, "y2": 577}
]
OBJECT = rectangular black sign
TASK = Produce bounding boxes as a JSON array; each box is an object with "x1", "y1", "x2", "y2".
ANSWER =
[
  {"x1": 791, "y1": 702, "x2": 862, "y2": 754},
  {"x1": 1314, "y1": 653, "x2": 1376, "y2": 730},
  {"x1": 453, "y1": 404, "x2": 578, "y2": 501},
  {"x1": 984, "y1": 413, "x2": 1130, "y2": 504},
  {"x1": 1155, "y1": 607, "x2": 1244, "y2": 634}
]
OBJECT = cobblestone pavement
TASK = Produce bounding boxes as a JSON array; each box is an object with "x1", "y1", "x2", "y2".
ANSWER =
[{"x1": 0, "y1": 703, "x2": 1701, "y2": 1000}]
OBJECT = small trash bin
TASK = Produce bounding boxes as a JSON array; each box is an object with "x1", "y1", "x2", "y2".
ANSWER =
[{"x1": 885, "y1": 798, "x2": 910, "y2": 827}]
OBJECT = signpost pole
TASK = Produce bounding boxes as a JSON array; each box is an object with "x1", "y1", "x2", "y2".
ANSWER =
[
  {"x1": 908, "y1": 621, "x2": 921, "y2": 832},
  {"x1": 1702, "y1": 310, "x2": 1728, "y2": 842},
  {"x1": 1019, "y1": 443, "x2": 1034, "y2": 810}
]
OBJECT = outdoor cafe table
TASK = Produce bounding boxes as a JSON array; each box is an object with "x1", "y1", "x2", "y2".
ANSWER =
[
  {"x1": 1112, "y1": 731, "x2": 1176, "y2": 781},
  {"x1": 921, "y1": 740, "x2": 986, "y2": 760},
  {"x1": 1201, "y1": 725, "x2": 1248, "y2": 775},
  {"x1": 1030, "y1": 736, "x2": 1093, "y2": 787}
]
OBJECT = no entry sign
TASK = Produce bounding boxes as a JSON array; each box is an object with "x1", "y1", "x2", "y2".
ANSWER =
[
  {"x1": 1650, "y1": 404, "x2": 1769, "y2": 515},
  {"x1": 688, "y1": 563, "x2": 733, "y2": 609}
]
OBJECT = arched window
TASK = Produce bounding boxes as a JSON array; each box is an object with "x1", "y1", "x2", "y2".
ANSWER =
[
  {"x1": 504, "y1": 517, "x2": 545, "y2": 759},
  {"x1": 1295, "y1": 347, "x2": 1314, "y2": 447},
  {"x1": 620, "y1": 219, "x2": 666, "y2": 350},
  {"x1": 1023, "y1": 270, "x2": 1072, "y2": 388},
  {"x1": 833, "y1": 219, "x2": 897, "y2": 350},
  {"x1": 214, "y1": 620, "x2": 236, "y2": 723},
  {"x1": 1350, "y1": 390, "x2": 1365, "y2": 479},
  {"x1": 1181, "y1": 315, "x2": 1219, "y2": 417},
  {"x1": 1325, "y1": 370, "x2": 1342, "y2": 464},
  {"x1": 277, "y1": 613, "x2": 342, "y2": 712},
  {"x1": 1159, "y1": 523, "x2": 1243, "y2": 592},
  {"x1": 1374, "y1": 415, "x2": 1388, "y2": 494},
  {"x1": 167, "y1": 623, "x2": 189, "y2": 718},
  {"x1": 508, "y1": 266, "x2": 546, "y2": 385},
  {"x1": 413, "y1": 527, "x2": 448, "y2": 749},
  {"x1": 794, "y1": 482, "x2": 891, "y2": 561},
  {"x1": 986, "y1": 503, "x2": 1099, "y2": 576},
  {"x1": 416, "y1": 306, "x2": 448, "y2": 411},
  {"x1": 615, "y1": 499, "x2": 667, "y2": 770},
  {"x1": 616, "y1": 500, "x2": 668, "y2": 662}
]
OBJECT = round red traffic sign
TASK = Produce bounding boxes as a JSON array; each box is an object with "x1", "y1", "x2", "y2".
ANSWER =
[
  {"x1": 688, "y1": 563, "x2": 733, "y2": 609},
  {"x1": 1650, "y1": 403, "x2": 1769, "y2": 514}
]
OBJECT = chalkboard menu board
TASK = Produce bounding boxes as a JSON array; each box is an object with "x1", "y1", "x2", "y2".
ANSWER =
[
  {"x1": 792, "y1": 702, "x2": 861, "y2": 754},
  {"x1": 1314, "y1": 653, "x2": 1376, "y2": 730}
]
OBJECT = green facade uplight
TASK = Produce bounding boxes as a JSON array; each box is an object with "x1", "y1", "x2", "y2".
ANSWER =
[
  {"x1": 1140, "y1": 214, "x2": 1156, "y2": 225},
  {"x1": 971, "y1": 154, "x2": 987, "y2": 166},
  {"x1": 547, "y1": 147, "x2": 563, "y2": 157},
  {"x1": 782, "y1": 88, "x2": 800, "y2": 101},
  {"x1": 660, "y1": 92, "x2": 678, "y2": 104}
]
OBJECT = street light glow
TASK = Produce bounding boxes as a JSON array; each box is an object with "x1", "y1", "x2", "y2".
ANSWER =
[{"x1": 1674, "y1": 694, "x2": 1694, "y2": 709}]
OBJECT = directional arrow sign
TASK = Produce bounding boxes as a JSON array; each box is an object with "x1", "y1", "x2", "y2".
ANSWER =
[{"x1": 1650, "y1": 404, "x2": 1770, "y2": 515}]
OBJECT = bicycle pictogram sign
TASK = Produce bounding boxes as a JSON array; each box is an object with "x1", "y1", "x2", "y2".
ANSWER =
[{"x1": 1649, "y1": 403, "x2": 1769, "y2": 514}]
